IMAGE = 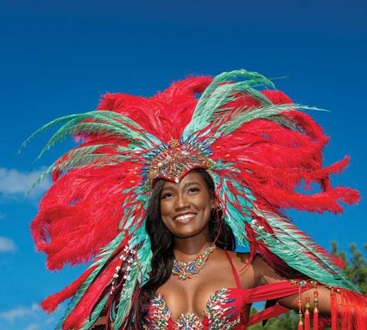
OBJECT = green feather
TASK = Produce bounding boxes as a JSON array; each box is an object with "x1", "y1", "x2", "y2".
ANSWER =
[
  {"x1": 20, "y1": 113, "x2": 93, "y2": 152},
  {"x1": 27, "y1": 150, "x2": 133, "y2": 194},
  {"x1": 182, "y1": 69, "x2": 275, "y2": 139},
  {"x1": 214, "y1": 173, "x2": 255, "y2": 247},
  {"x1": 53, "y1": 143, "x2": 146, "y2": 173},
  {"x1": 113, "y1": 229, "x2": 152, "y2": 329},
  {"x1": 253, "y1": 209, "x2": 360, "y2": 292},
  {"x1": 57, "y1": 232, "x2": 126, "y2": 328},
  {"x1": 21, "y1": 110, "x2": 160, "y2": 158},
  {"x1": 37, "y1": 121, "x2": 145, "y2": 160},
  {"x1": 217, "y1": 103, "x2": 322, "y2": 135},
  {"x1": 80, "y1": 295, "x2": 109, "y2": 330}
]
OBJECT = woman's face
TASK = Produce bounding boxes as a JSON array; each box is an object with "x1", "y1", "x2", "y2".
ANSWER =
[{"x1": 160, "y1": 172, "x2": 214, "y2": 239}]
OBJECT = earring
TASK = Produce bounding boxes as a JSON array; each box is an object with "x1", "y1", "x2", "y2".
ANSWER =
[{"x1": 212, "y1": 200, "x2": 222, "y2": 211}]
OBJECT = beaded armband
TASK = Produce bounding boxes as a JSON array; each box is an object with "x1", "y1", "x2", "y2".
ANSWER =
[{"x1": 288, "y1": 279, "x2": 323, "y2": 330}]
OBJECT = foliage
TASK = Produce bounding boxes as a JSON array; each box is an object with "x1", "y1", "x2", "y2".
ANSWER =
[
  {"x1": 330, "y1": 242, "x2": 367, "y2": 294},
  {"x1": 248, "y1": 306, "x2": 298, "y2": 329},
  {"x1": 248, "y1": 243, "x2": 367, "y2": 329}
]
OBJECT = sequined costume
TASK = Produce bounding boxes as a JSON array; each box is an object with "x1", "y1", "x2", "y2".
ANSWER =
[
  {"x1": 143, "y1": 251, "x2": 246, "y2": 329},
  {"x1": 25, "y1": 70, "x2": 367, "y2": 329},
  {"x1": 141, "y1": 252, "x2": 344, "y2": 330}
]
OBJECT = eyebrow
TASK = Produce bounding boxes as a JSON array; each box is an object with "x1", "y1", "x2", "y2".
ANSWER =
[{"x1": 161, "y1": 181, "x2": 201, "y2": 192}]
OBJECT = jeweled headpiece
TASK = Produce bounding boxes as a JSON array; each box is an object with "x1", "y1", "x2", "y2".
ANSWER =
[
  {"x1": 25, "y1": 70, "x2": 360, "y2": 329},
  {"x1": 145, "y1": 138, "x2": 216, "y2": 189}
]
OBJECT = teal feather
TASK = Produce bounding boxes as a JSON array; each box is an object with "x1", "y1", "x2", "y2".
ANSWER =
[
  {"x1": 182, "y1": 69, "x2": 275, "y2": 139},
  {"x1": 130, "y1": 229, "x2": 152, "y2": 285},
  {"x1": 182, "y1": 69, "x2": 327, "y2": 141},
  {"x1": 37, "y1": 121, "x2": 147, "y2": 160},
  {"x1": 27, "y1": 150, "x2": 132, "y2": 194},
  {"x1": 252, "y1": 209, "x2": 360, "y2": 292},
  {"x1": 26, "y1": 163, "x2": 55, "y2": 194},
  {"x1": 214, "y1": 173, "x2": 255, "y2": 247},
  {"x1": 57, "y1": 232, "x2": 126, "y2": 328},
  {"x1": 80, "y1": 295, "x2": 109, "y2": 330},
  {"x1": 54, "y1": 152, "x2": 131, "y2": 171},
  {"x1": 55, "y1": 143, "x2": 148, "y2": 172},
  {"x1": 113, "y1": 228, "x2": 152, "y2": 329},
  {"x1": 113, "y1": 267, "x2": 138, "y2": 329},
  {"x1": 20, "y1": 113, "x2": 95, "y2": 152},
  {"x1": 21, "y1": 110, "x2": 159, "y2": 159},
  {"x1": 217, "y1": 104, "x2": 322, "y2": 136}
]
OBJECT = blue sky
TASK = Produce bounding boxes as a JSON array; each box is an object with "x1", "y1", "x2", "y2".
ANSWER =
[{"x1": 0, "y1": 1, "x2": 366, "y2": 329}]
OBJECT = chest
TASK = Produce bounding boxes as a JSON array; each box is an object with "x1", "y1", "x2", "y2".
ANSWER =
[{"x1": 143, "y1": 288, "x2": 248, "y2": 329}]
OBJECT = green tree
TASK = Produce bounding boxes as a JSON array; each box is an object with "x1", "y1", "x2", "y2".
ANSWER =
[
  {"x1": 330, "y1": 242, "x2": 367, "y2": 294},
  {"x1": 248, "y1": 243, "x2": 367, "y2": 329}
]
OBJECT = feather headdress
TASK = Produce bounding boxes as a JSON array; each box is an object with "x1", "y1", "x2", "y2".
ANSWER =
[{"x1": 26, "y1": 69, "x2": 360, "y2": 329}]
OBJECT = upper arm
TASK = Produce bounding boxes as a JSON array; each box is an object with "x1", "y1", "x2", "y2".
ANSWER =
[{"x1": 252, "y1": 255, "x2": 332, "y2": 314}]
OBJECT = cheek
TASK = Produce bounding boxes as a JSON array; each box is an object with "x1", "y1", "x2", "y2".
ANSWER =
[
  {"x1": 198, "y1": 196, "x2": 213, "y2": 212},
  {"x1": 160, "y1": 200, "x2": 171, "y2": 217},
  {"x1": 160, "y1": 201, "x2": 173, "y2": 226}
]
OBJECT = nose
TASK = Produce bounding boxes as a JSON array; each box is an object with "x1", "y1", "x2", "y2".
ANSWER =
[{"x1": 174, "y1": 193, "x2": 190, "y2": 211}]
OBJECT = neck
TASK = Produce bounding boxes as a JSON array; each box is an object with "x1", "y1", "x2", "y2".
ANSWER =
[{"x1": 173, "y1": 235, "x2": 212, "y2": 260}]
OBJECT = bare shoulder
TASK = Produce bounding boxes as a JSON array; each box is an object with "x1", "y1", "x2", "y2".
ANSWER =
[
  {"x1": 220, "y1": 250, "x2": 251, "y2": 267},
  {"x1": 228, "y1": 252, "x2": 286, "y2": 287},
  {"x1": 235, "y1": 251, "x2": 252, "y2": 264},
  {"x1": 221, "y1": 250, "x2": 258, "y2": 288},
  {"x1": 230, "y1": 251, "x2": 264, "y2": 269}
]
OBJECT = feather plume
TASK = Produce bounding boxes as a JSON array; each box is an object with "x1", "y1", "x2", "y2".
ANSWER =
[
  {"x1": 25, "y1": 69, "x2": 362, "y2": 328},
  {"x1": 182, "y1": 69, "x2": 275, "y2": 139},
  {"x1": 252, "y1": 209, "x2": 359, "y2": 291}
]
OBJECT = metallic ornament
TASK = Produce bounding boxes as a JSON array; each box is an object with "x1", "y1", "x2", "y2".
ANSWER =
[
  {"x1": 172, "y1": 245, "x2": 216, "y2": 280},
  {"x1": 144, "y1": 139, "x2": 216, "y2": 190}
]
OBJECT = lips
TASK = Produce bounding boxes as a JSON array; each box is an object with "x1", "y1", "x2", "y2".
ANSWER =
[{"x1": 174, "y1": 213, "x2": 197, "y2": 224}]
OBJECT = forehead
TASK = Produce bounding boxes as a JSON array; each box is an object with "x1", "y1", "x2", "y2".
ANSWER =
[{"x1": 162, "y1": 172, "x2": 207, "y2": 189}]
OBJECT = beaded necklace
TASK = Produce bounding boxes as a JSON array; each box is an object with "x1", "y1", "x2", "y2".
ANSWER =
[{"x1": 172, "y1": 245, "x2": 216, "y2": 280}]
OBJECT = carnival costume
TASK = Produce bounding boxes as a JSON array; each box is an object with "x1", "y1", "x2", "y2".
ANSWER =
[{"x1": 25, "y1": 70, "x2": 367, "y2": 329}]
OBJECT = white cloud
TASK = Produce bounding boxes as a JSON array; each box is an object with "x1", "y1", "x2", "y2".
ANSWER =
[
  {"x1": 0, "y1": 303, "x2": 39, "y2": 322},
  {"x1": 0, "y1": 167, "x2": 51, "y2": 199},
  {"x1": 0, "y1": 236, "x2": 17, "y2": 252},
  {"x1": 0, "y1": 304, "x2": 63, "y2": 329}
]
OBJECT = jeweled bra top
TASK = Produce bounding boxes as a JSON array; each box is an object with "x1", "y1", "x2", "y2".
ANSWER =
[
  {"x1": 141, "y1": 252, "x2": 308, "y2": 330},
  {"x1": 142, "y1": 251, "x2": 247, "y2": 330}
]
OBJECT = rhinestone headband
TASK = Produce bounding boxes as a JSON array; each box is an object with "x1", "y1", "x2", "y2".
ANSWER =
[{"x1": 143, "y1": 139, "x2": 216, "y2": 190}]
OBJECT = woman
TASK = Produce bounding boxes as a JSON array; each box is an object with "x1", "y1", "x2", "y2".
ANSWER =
[
  {"x1": 129, "y1": 169, "x2": 347, "y2": 329},
  {"x1": 27, "y1": 70, "x2": 367, "y2": 329}
]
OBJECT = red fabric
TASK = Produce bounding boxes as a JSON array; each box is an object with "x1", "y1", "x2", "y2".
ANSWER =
[
  {"x1": 313, "y1": 309, "x2": 319, "y2": 330},
  {"x1": 305, "y1": 311, "x2": 311, "y2": 330},
  {"x1": 247, "y1": 304, "x2": 289, "y2": 326},
  {"x1": 336, "y1": 288, "x2": 367, "y2": 330},
  {"x1": 246, "y1": 282, "x2": 367, "y2": 330}
]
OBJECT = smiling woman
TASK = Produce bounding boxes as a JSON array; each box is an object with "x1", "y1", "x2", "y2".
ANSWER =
[
  {"x1": 28, "y1": 70, "x2": 367, "y2": 329},
  {"x1": 160, "y1": 172, "x2": 214, "y2": 238}
]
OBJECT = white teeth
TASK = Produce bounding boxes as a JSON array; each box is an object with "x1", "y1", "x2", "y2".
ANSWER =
[{"x1": 175, "y1": 214, "x2": 195, "y2": 221}]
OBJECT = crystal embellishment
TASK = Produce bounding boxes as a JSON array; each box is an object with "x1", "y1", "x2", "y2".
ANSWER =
[{"x1": 172, "y1": 245, "x2": 216, "y2": 280}]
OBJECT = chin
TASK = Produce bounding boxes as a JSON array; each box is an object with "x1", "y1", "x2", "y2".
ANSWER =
[{"x1": 171, "y1": 224, "x2": 209, "y2": 239}]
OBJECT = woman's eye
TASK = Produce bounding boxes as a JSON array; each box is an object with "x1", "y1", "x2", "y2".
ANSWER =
[
  {"x1": 188, "y1": 187, "x2": 200, "y2": 194},
  {"x1": 161, "y1": 192, "x2": 173, "y2": 199}
]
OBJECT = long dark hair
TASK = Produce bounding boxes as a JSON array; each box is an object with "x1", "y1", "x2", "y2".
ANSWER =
[{"x1": 126, "y1": 169, "x2": 235, "y2": 328}]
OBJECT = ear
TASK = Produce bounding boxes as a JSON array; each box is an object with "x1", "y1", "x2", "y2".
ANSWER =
[{"x1": 210, "y1": 198, "x2": 216, "y2": 210}]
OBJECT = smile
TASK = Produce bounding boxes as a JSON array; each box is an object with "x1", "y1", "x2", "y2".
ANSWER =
[{"x1": 174, "y1": 213, "x2": 197, "y2": 223}]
